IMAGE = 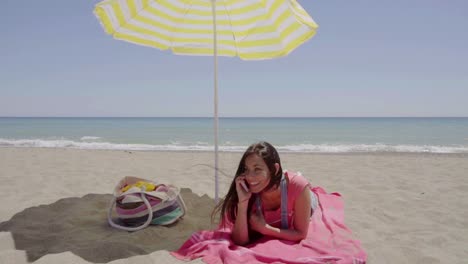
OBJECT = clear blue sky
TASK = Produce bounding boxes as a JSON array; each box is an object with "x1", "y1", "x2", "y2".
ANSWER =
[{"x1": 1, "y1": 0, "x2": 467, "y2": 117}]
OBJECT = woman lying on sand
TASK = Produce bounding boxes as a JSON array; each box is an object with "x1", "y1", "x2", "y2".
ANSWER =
[{"x1": 173, "y1": 141, "x2": 367, "y2": 264}]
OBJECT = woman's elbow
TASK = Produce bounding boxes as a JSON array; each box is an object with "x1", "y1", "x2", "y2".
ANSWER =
[
  {"x1": 231, "y1": 234, "x2": 249, "y2": 246},
  {"x1": 289, "y1": 234, "x2": 307, "y2": 243},
  {"x1": 293, "y1": 229, "x2": 308, "y2": 242},
  {"x1": 298, "y1": 231, "x2": 308, "y2": 241},
  {"x1": 235, "y1": 239, "x2": 250, "y2": 246}
]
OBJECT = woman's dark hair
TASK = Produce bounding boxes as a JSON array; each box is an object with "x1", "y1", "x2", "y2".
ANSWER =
[{"x1": 212, "y1": 141, "x2": 283, "y2": 226}]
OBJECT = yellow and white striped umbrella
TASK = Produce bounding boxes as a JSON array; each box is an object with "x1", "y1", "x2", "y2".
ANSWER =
[
  {"x1": 94, "y1": 0, "x2": 318, "y2": 60},
  {"x1": 94, "y1": 0, "x2": 318, "y2": 201}
]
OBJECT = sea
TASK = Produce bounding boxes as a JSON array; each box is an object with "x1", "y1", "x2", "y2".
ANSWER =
[{"x1": 1, "y1": 117, "x2": 468, "y2": 154}]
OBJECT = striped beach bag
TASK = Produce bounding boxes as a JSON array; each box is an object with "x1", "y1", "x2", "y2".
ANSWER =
[{"x1": 108, "y1": 176, "x2": 187, "y2": 231}]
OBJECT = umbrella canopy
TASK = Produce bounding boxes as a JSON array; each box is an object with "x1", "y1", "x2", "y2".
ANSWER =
[
  {"x1": 94, "y1": 0, "x2": 317, "y2": 59},
  {"x1": 94, "y1": 0, "x2": 318, "y2": 201}
]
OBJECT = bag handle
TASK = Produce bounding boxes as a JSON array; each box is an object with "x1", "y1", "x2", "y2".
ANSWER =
[{"x1": 107, "y1": 191, "x2": 154, "y2": 232}]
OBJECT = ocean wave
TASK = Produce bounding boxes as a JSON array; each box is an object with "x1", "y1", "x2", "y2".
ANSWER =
[
  {"x1": 1, "y1": 138, "x2": 467, "y2": 153},
  {"x1": 276, "y1": 144, "x2": 468, "y2": 154},
  {"x1": 80, "y1": 136, "x2": 102, "y2": 141}
]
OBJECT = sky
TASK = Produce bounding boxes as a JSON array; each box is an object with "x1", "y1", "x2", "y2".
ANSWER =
[{"x1": 1, "y1": 0, "x2": 467, "y2": 117}]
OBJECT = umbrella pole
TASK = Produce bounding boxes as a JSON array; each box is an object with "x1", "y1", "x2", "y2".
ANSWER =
[{"x1": 212, "y1": 0, "x2": 219, "y2": 204}]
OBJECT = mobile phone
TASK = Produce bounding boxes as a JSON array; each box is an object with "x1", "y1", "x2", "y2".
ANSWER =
[{"x1": 240, "y1": 180, "x2": 250, "y2": 192}]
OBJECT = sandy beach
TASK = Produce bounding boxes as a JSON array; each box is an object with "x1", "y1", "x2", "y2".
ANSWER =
[{"x1": 0, "y1": 147, "x2": 467, "y2": 263}]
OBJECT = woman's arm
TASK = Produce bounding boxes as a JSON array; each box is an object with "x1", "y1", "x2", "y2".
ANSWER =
[
  {"x1": 250, "y1": 186, "x2": 311, "y2": 241},
  {"x1": 231, "y1": 200, "x2": 250, "y2": 245},
  {"x1": 231, "y1": 176, "x2": 252, "y2": 245}
]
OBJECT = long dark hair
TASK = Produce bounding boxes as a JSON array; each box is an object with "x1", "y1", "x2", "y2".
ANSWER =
[{"x1": 212, "y1": 141, "x2": 283, "y2": 226}]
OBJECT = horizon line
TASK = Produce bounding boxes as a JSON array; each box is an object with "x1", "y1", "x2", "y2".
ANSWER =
[{"x1": 1, "y1": 116, "x2": 468, "y2": 118}]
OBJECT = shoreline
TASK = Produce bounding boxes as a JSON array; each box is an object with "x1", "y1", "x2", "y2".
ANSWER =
[{"x1": 2, "y1": 146, "x2": 468, "y2": 156}]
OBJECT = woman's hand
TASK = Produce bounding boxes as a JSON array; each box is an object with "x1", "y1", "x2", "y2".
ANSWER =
[
  {"x1": 249, "y1": 210, "x2": 268, "y2": 234},
  {"x1": 235, "y1": 176, "x2": 252, "y2": 203}
]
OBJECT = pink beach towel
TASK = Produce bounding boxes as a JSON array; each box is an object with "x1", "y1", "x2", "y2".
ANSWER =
[{"x1": 171, "y1": 187, "x2": 367, "y2": 264}]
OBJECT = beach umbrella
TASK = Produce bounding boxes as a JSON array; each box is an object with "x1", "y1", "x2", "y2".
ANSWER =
[{"x1": 94, "y1": 0, "x2": 318, "y2": 202}]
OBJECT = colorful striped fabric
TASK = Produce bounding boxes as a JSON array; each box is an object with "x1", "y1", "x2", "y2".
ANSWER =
[
  {"x1": 94, "y1": 0, "x2": 318, "y2": 60},
  {"x1": 108, "y1": 177, "x2": 187, "y2": 231}
]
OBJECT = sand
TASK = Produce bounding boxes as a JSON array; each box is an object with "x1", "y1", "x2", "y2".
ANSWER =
[{"x1": 0, "y1": 147, "x2": 467, "y2": 263}]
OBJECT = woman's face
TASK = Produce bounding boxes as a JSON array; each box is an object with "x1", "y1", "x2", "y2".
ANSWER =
[{"x1": 240, "y1": 154, "x2": 272, "y2": 193}]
